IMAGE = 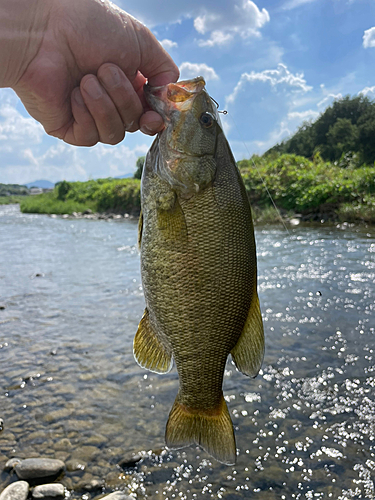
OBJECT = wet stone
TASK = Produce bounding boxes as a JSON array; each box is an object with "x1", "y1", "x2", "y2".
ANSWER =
[
  {"x1": 32, "y1": 483, "x2": 65, "y2": 499},
  {"x1": 105, "y1": 471, "x2": 125, "y2": 488},
  {"x1": 4, "y1": 457, "x2": 22, "y2": 471},
  {"x1": 118, "y1": 452, "x2": 143, "y2": 469},
  {"x1": 15, "y1": 458, "x2": 65, "y2": 481},
  {"x1": 101, "y1": 491, "x2": 134, "y2": 500},
  {"x1": 0, "y1": 481, "x2": 29, "y2": 500},
  {"x1": 70, "y1": 445, "x2": 100, "y2": 462},
  {"x1": 54, "y1": 438, "x2": 72, "y2": 451},
  {"x1": 65, "y1": 460, "x2": 85, "y2": 472},
  {"x1": 74, "y1": 473, "x2": 103, "y2": 492}
]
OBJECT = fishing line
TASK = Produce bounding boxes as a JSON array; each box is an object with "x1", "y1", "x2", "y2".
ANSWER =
[
  {"x1": 223, "y1": 110, "x2": 291, "y2": 236},
  {"x1": 210, "y1": 97, "x2": 323, "y2": 295},
  {"x1": 226, "y1": 112, "x2": 326, "y2": 294}
]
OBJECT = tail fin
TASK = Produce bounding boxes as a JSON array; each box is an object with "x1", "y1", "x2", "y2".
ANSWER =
[{"x1": 165, "y1": 393, "x2": 236, "y2": 465}]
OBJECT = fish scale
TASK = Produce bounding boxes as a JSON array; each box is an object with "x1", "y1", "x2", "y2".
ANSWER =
[{"x1": 133, "y1": 77, "x2": 265, "y2": 465}]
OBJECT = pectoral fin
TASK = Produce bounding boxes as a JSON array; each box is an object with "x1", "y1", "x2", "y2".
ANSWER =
[
  {"x1": 134, "y1": 309, "x2": 173, "y2": 374},
  {"x1": 157, "y1": 198, "x2": 188, "y2": 243},
  {"x1": 231, "y1": 292, "x2": 264, "y2": 378}
]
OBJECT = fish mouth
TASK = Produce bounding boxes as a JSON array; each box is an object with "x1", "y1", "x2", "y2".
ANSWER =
[{"x1": 144, "y1": 77, "x2": 206, "y2": 115}]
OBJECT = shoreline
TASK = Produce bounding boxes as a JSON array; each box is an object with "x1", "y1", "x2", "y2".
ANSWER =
[{"x1": 1, "y1": 202, "x2": 374, "y2": 227}]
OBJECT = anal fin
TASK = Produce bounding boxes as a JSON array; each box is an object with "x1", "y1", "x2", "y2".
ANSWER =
[
  {"x1": 231, "y1": 291, "x2": 264, "y2": 378},
  {"x1": 134, "y1": 309, "x2": 173, "y2": 374}
]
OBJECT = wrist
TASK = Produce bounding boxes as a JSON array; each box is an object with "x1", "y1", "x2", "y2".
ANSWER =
[{"x1": 0, "y1": 0, "x2": 52, "y2": 88}]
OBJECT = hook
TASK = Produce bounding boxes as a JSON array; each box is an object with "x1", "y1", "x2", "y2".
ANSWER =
[{"x1": 210, "y1": 95, "x2": 228, "y2": 115}]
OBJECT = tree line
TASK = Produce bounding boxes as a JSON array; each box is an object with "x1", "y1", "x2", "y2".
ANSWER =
[{"x1": 265, "y1": 95, "x2": 375, "y2": 166}]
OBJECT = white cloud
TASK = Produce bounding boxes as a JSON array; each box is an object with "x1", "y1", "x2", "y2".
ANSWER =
[
  {"x1": 363, "y1": 27, "x2": 375, "y2": 48},
  {"x1": 179, "y1": 62, "x2": 219, "y2": 81},
  {"x1": 287, "y1": 110, "x2": 319, "y2": 121},
  {"x1": 358, "y1": 86, "x2": 375, "y2": 97},
  {"x1": 197, "y1": 30, "x2": 233, "y2": 47},
  {"x1": 317, "y1": 93, "x2": 342, "y2": 108},
  {"x1": 283, "y1": 0, "x2": 316, "y2": 10},
  {"x1": 194, "y1": 0, "x2": 269, "y2": 46},
  {"x1": 159, "y1": 39, "x2": 178, "y2": 50},
  {"x1": 226, "y1": 64, "x2": 312, "y2": 105},
  {"x1": 0, "y1": 103, "x2": 44, "y2": 144}
]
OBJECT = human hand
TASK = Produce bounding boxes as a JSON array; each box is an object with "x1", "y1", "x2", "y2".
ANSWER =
[{"x1": 3, "y1": 0, "x2": 179, "y2": 146}]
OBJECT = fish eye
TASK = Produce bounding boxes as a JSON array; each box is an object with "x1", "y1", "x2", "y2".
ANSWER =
[{"x1": 199, "y1": 112, "x2": 215, "y2": 128}]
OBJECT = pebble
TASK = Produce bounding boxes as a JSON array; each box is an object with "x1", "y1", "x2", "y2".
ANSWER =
[
  {"x1": 4, "y1": 458, "x2": 22, "y2": 471},
  {"x1": 0, "y1": 481, "x2": 29, "y2": 500},
  {"x1": 15, "y1": 458, "x2": 65, "y2": 481},
  {"x1": 32, "y1": 483, "x2": 65, "y2": 499},
  {"x1": 101, "y1": 492, "x2": 134, "y2": 500},
  {"x1": 118, "y1": 452, "x2": 143, "y2": 468}
]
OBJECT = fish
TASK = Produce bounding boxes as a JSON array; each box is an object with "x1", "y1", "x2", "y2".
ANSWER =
[{"x1": 134, "y1": 76, "x2": 264, "y2": 465}]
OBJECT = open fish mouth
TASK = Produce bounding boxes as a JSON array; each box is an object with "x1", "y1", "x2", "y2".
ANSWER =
[{"x1": 144, "y1": 77, "x2": 206, "y2": 115}]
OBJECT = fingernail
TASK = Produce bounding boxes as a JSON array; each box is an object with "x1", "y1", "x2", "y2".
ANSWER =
[
  {"x1": 140, "y1": 124, "x2": 153, "y2": 135},
  {"x1": 83, "y1": 77, "x2": 103, "y2": 99},
  {"x1": 100, "y1": 66, "x2": 121, "y2": 89}
]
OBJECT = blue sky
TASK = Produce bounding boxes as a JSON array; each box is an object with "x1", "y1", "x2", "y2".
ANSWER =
[{"x1": 1, "y1": 0, "x2": 375, "y2": 185}]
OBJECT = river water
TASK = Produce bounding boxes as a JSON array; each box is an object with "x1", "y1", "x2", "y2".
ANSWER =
[{"x1": 0, "y1": 204, "x2": 374, "y2": 499}]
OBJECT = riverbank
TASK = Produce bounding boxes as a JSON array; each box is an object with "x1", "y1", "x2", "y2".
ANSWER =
[{"x1": 4, "y1": 153, "x2": 374, "y2": 224}]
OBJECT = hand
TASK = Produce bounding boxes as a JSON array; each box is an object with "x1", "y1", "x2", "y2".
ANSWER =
[{"x1": 4, "y1": 0, "x2": 179, "y2": 146}]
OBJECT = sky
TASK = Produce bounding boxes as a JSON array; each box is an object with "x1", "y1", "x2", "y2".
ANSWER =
[{"x1": 1, "y1": 0, "x2": 375, "y2": 185}]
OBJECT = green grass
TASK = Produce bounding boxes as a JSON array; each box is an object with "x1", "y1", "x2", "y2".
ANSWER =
[
  {"x1": 239, "y1": 153, "x2": 375, "y2": 223},
  {"x1": 15, "y1": 155, "x2": 375, "y2": 224},
  {"x1": 20, "y1": 192, "x2": 96, "y2": 215},
  {"x1": 0, "y1": 195, "x2": 28, "y2": 205},
  {"x1": 20, "y1": 178, "x2": 141, "y2": 215}
]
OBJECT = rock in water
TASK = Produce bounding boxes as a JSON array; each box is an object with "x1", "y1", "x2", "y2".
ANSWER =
[
  {"x1": 118, "y1": 452, "x2": 143, "y2": 468},
  {"x1": 4, "y1": 458, "x2": 22, "y2": 471},
  {"x1": 102, "y1": 492, "x2": 134, "y2": 500},
  {"x1": 0, "y1": 481, "x2": 29, "y2": 500},
  {"x1": 15, "y1": 459, "x2": 65, "y2": 481},
  {"x1": 32, "y1": 483, "x2": 65, "y2": 499}
]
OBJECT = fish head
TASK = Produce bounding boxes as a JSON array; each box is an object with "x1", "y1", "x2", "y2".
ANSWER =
[{"x1": 144, "y1": 77, "x2": 221, "y2": 197}]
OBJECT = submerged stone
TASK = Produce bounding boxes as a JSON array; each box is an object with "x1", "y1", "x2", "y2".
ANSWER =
[
  {"x1": 15, "y1": 458, "x2": 65, "y2": 481},
  {"x1": 32, "y1": 483, "x2": 64, "y2": 499},
  {"x1": 0, "y1": 481, "x2": 29, "y2": 500}
]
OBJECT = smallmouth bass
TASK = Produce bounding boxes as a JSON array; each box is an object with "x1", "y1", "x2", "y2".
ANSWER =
[{"x1": 134, "y1": 77, "x2": 264, "y2": 465}]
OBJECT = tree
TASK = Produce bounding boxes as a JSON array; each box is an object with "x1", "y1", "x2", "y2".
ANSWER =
[
  {"x1": 326, "y1": 118, "x2": 359, "y2": 161},
  {"x1": 56, "y1": 180, "x2": 71, "y2": 200},
  {"x1": 265, "y1": 94, "x2": 375, "y2": 165},
  {"x1": 134, "y1": 156, "x2": 145, "y2": 179}
]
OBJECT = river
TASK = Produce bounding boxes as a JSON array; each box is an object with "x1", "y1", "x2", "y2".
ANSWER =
[{"x1": 0, "y1": 204, "x2": 374, "y2": 499}]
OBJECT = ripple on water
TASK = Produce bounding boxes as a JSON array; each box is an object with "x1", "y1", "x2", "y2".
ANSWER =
[{"x1": 0, "y1": 207, "x2": 375, "y2": 498}]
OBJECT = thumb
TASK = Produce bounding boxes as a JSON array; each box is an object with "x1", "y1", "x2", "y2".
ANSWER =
[{"x1": 132, "y1": 19, "x2": 179, "y2": 86}]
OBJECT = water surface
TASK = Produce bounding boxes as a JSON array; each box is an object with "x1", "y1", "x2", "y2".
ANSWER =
[{"x1": 0, "y1": 204, "x2": 374, "y2": 499}]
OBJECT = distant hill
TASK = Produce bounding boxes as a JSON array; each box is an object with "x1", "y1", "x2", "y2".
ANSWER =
[
  {"x1": 26, "y1": 180, "x2": 55, "y2": 189},
  {"x1": 114, "y1": 173, "x2": 133, "y2": 179},
  {"x1": 266, "y1": 95, "x2": 375, "y2": 166}
]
